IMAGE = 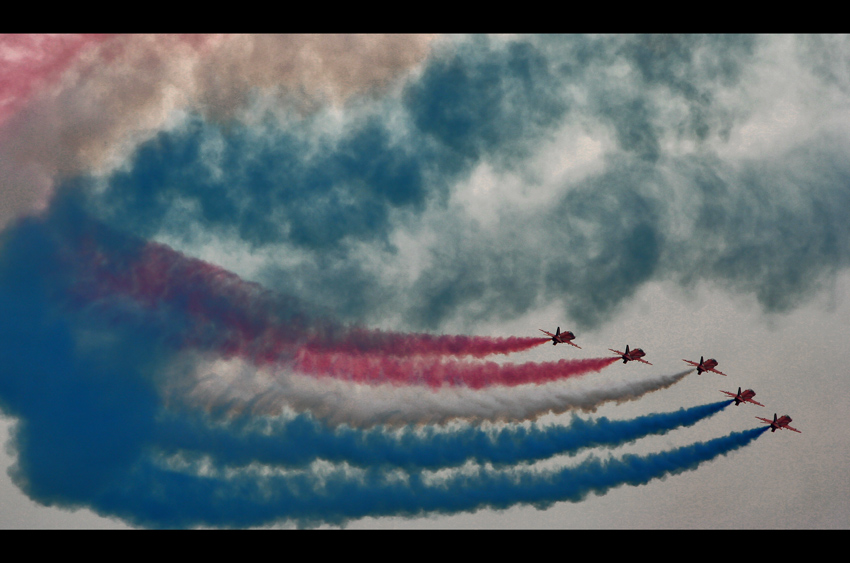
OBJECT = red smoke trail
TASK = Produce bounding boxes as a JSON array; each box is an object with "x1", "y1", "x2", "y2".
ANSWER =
[
  {"x1": 301, "y1": 328, "x2": 549, "y2": 358},
  {"x1": 66, "y1": 234, "x2": 548, "y2": 360},
  {"x1": 293, "y1": 350, "x2": 619, "y2": 389},
  {"x1": 241, "y1": 329, "x2": 549, "y2": 363},
  {"x1": 68, "y1": 237, "x2": 315, "y2": 358},
  {"x1": 0, "y1": 34, "x2": 114, "y2": 126}
]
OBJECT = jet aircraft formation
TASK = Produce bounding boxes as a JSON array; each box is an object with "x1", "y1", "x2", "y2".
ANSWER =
[{"x1": 539, "y1": 326, "x2": 801, "y2": 435}]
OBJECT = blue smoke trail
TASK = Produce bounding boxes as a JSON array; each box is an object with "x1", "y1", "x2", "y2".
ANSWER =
[
  {"x1": 152, "y1": 400, "x2": 735, "y2": 471},
  {"x1": 82, "y1": 427, "x2": 770, "y2": 528}
]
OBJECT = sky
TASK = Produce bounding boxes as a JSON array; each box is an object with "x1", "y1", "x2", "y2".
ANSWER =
[{"x1": 0, "y1": 33, "x2": 849, "y2": 529}]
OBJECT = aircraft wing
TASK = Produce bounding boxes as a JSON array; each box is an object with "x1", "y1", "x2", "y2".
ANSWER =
[
  {"x1": 708, "y1": 368, "x2": 727, "y2": 376},
  {"x1": 784, "y1": 424, "x2": 802, "y2": 433},
  {"x1": 636, "y1": 358, "x2": 652, "y2": 365},
  {"x1": 567, "y1": 341, "x2": 582, "y2": 349},
  {"x1": 719, "y1": 390, "x2": 737, "y2": 398},
  {"x1": 539, "y1": 329, "x2": 556, "y2": 338},
  {"x1": 682, "y1": 359, "x2": 699, "y2": 367},
  {"x1": 609, "y1": 349, "x2": 624, "y2": 356},
  {"x1": 756, "y1": 417, "x2": 774, "y2": 425},
  {"x1": 746, "y1": 398, "x2": 765, "y2": 407}
]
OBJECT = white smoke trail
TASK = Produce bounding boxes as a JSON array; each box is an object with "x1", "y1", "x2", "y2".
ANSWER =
[{"x1": 167, "y1": 354, "x2": 694, "y2": 427}]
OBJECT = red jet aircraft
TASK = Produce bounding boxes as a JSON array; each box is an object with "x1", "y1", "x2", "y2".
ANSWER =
[
  {"x1": 756, "y1": 413, "x2": 801, "y2": 433},
  {"x1": 539, "y1": 327, "x2": 581, "y2": 348},
  {"x1": 683, "y1": 356, "x2": 727, "y2": 376},
  {"x1": 609, "y1": 344, "x2": 651, "y2": 365},
  {"x1": 720, "y1": 387, "x2": 764, "y2": 407}
]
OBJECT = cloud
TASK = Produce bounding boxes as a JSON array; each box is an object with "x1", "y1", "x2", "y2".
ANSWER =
[
  {"x1": 0, "y1": 34, "x2": 434, "y2": 231},
  {"x1": 48, "y1": 35, "x2": 850, "y2": 336}
]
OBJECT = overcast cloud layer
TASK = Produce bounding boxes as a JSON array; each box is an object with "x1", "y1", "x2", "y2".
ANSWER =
[{"x1": 62, "y1": 34, "x2": 850, "y2": 332}]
